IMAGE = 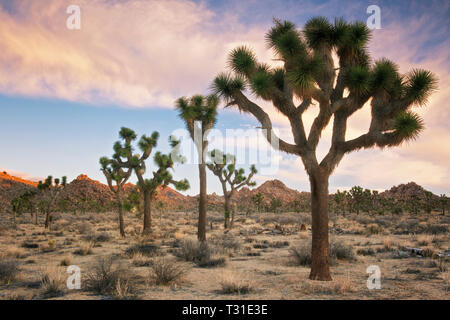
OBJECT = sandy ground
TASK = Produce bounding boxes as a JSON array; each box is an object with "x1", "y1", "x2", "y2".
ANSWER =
[{"x1": 0, "y1": 209, "x2": 448, "y2": 300}]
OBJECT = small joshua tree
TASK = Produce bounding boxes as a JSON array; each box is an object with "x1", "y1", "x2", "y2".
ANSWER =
[
  {"x1": 100, "y1": 150, "x2": 133, "y2": 237},
  {"x1": 38, "y1": 175, "x2": 67, "y2": 229},
  {"x1": 175, "y1": 95, "x2": 218, "y2": 241},
  {"x1": 212, "y1": 17, "x2": 437, "y2": 280},
  {"x1": 333, "y1": 190, "x2": 345, "y2": 215},
  {"x1": 113, "y1": 127, "x2": 189, "y2": 234},
  {"x1": 207, "y1": 149, "x2": 257, "y2": 228},
  {"x1": 349, "y1": 186, "x2": 364, "y2": 215},
  {"x1": 439, "y1": 194, "x2": 447, "y2": 215},
  {"x1": 252, "y1": 192, "x2": 265, "y2": 213}
]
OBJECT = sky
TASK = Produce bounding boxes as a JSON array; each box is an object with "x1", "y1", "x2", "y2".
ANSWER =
[{"x1": 0, "y1": 0, "x2": 449, "y2": 196}]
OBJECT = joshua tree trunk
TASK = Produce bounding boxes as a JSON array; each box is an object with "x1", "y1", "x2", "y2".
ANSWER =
[
  {"x1": 198, "y1": 162, "x2": 207, "y2": 241},
  {"x1": 309, "y1": 170, "x2": 332, "y2": 281},
  {"x1": 35, "y1": 210, "x2": 38, "y2": 225},
  {"x1": 143, "y1": 191, "x2": 153, "y2": 234},
  {"x1": 44, "y1": 210, "x2": 50, "y2": 229},
  {"x1": 224, "y1": 195, "x2": 231, "y2": 229},
  {"x1": 116, "y1": 194, "x2": 125, "y2": 238}
]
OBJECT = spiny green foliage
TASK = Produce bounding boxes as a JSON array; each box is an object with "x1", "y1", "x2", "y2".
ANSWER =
[
  {"x1": 392, "y1": 111, "x2": 424, "y2": 143},
  {"x1": 175, "y1": 94, "x2": 218, "y2": 130},
  {"x1": 207, "y1": 149, "x2": 257, "y2": 191},
  {"x1": 213, "y1": 17, "x2": 437, "y2": 153},
  {"x1": 113, "y1": 127, "x2": 189, "y2": 196}
]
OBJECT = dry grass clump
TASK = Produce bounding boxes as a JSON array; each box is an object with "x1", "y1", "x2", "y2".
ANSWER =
[
  {"x1": 84, "y1": 256, "x2": 137, "y2": 299},
  {"x1": 366, "y1": 223, "x2": 384, "y2": 235},
  {"x1": 0, "y1": 259, "x2": 20, "y2": 284},
  {"x1": 125, "y1": 243, "x2": 160, "y2": 257},
  {"x1": 148, "y1": 257, "x2": 187, "y2": 286},
  {"x1": 39, "y1": 267, "x2": 65, "y2": 298},
  {"x1": 131, "y1": 253, "x2": 153, "y2": 267},
  {"x1": 1, "y1": 246, "x2": 27, "y2": 259},
  {"x1": 83, "y1": 232, "x2": 112, "y2": 243},
  {"x1": 289, "y1": 242, "x2": 311, "y2": 266},
  {"x1": 73, "y1": 241, "x2": 94, "y2": 256},
  {"x1": 219, "y1": 271, "x2": 253, "y2": 295},
  {"x1": 301, "y1": 277, "x2": 354, "y2": 295},
  {"x1": 59, "y1": 255, "x2": 72, "y2": 266},
  {"x1": 174, "y1": 239, "x2": 226, "y2": 268},
  {"x1": 75, "y1": 221, "x2": 94, "y2": 234},
  {"x1": 330, "y1": 240, "x2": 356, "y2": 262}
]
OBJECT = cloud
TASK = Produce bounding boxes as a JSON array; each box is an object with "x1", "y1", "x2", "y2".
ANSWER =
[{"x1": 0, "y1": 0, "x2": 271, "y2": 107}]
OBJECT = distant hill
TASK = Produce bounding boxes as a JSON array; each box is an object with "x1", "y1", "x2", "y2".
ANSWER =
[{"x1": 0, "y1": 170, "x2": 443, "y2": 212}]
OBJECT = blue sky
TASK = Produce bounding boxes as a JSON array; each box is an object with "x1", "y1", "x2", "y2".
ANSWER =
[{"x1": 0, "y1": 0, "x2": 449, "y2": 195}]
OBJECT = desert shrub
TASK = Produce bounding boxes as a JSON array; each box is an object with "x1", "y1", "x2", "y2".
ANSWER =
[
  {"x1": 357, "y1": 248, "x2": 376, "y2": 256},
  {"x1": 392, "y1": 206, "x2": 403, "y2": 214},
  {"x1": 289, "y1": 239, "x2": 355, "y2": 266},
  {"x1": 21, "y1": 242, "x2": 39, "y2": 249},
  {"x1": 0, "y1": 260, "x2": 20, "y2": 284},
  {"x1": 425, "y1": 224, "x2": 448, "y2": 235},
  {"x1": 85, "y1": 257, "x2": 136, "y2": 298},
  {"x1": 175, "y1": 240, "x2": 211, "y2": 263},
  {"x1": 149, "y1": 258, "x2": 186, "y2": 285},
  {"x1": 330, "y1": 240, "x2": 356, "y2": 262},
  {"x1": 1, "y1": 246, "x2": 27, "y2": 259},
  {"x1": 366, "y1": 223, "x2": 383, "y2": 235},
  {"x1": 174, "y1": 239, "x2": 225, "y2": 268},
  {"x1": 125, "y1": 243, "x2": 160, "y2": 257},
  {"x1": 197, "y1": 257, "x2": 226, "y2": 268},
  {"x1": 83, "y1": 232, "x2": 111, "y2": 243},
  {"x1": 214, "y1": 235, "x2": 241, "y2": 251},
  {"x1": 289, "y1": 242, "x2": 312, "y2": 266},
  {"x1": 75, "y1": 222, "x2": 94, "y2": 234},
  {"x1": 60, "y1": 256, "x2": 72, "y2": 266},
  {"x1": 269, "y1": 241, "x2": 290, "y2": 248},
  {"x1": 219, "y1": 272, "x2": 252, "y2": 295},
  {"x1": 40, "y1": 268, "x2": 65, "y2": 298},
  {"x1": 74, "y1": 242, "x2": 94, "y2": 256},
  {"x1": 131, "y1": 253, "x2": 153, "y2": 267}
]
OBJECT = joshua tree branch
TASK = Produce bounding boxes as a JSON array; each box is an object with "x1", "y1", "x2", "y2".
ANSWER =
[{"x1": 231, "y1": 90, "x2": 302, "y2": 155}]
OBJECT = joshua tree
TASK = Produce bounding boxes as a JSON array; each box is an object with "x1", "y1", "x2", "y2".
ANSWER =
[
  {"x1": 175, "y1": 95, "x2": 218, "y2": 241},
  {"x1": 424, "y1": 191, "x2": 434, "y2": 213},
  {"x1": 349, "y1": 186, "x2": 364, "y2": 215},
  {"x1": 333, "y1": 190, "x2": 345, "y2": 214},
  {"x1": 38, "y1": 175, "x2": 67, "y2": 229},
  {"x1": 439, "y1": 194, "x2": 447, "y2": 215},
  {"x1": 207, "y1": 149, "x2": 257, "y2": 228},
  {"x1": 252, "y1": 192, "x2": 265, "y2": 213},
  {"x1": 212, "y1": 18, "x2": 437, "y2": 280},
  {"x1": 113, "y1": 127, "x2": 189, "y2": 234},
  {"x1": 270, "y1": 198, "x2": 283, "y2": 213},
  {"x1": 99, "y1": 149, "x2": 133, "y2": 237}
]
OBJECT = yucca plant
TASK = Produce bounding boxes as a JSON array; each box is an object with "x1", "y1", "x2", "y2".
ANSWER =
[
  {"x1": 112, "y1": 127, "x2": 189, "y2": 234},
  {"x1": 207, "y1": 149, "x2": 257, "y2": 229},
  {"x1": 175, "y1": 95, "x2": 218, "y2": 241},
  {"x1": 212, "y1": 17, "x2": 437, "y2": 280}
]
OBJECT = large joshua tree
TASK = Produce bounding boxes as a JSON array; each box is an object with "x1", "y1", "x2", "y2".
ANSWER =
[
  {"x1": 175, "y1": 95, "x2": 218, "y2": 241},
  {"x1": 99, "y1": 151, "x2": 133, "y2": 237},
  {"x1": 114, "y1": 127, "x2": 189, "y2": 234},
  {"x1": 207, "y1": 149, "x2": 257, "y2": 229},
  {"x1": 212, "y1": 18, "x2": 437, "y2": 280}
]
